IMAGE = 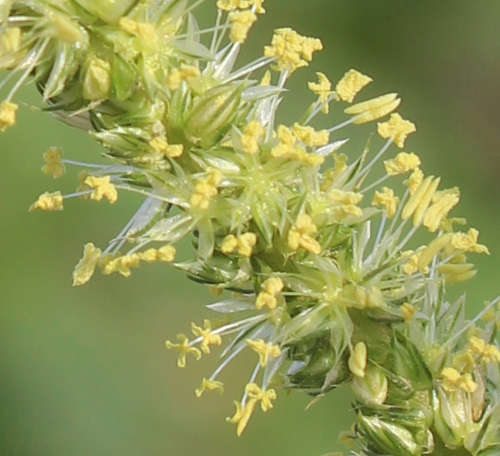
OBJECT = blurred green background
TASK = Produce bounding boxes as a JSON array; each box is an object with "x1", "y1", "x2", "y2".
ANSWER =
[{"x1": 1, "y1": 1, "x2": 499, "y2": 455}]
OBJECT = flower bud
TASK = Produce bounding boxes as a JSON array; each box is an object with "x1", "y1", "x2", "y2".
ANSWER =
[
  {"x1": 74, "y1": 0, "x2": 139, "y2": 23},
  {"x1": 185, "y1": 83, "x2": 244, "y2": 148},
  {"x1": 83, "y1": 57, "x2": 111, "y2": 101},
  {"x1": 352, "y1": 365, "x2": 388, "y2": 406}
]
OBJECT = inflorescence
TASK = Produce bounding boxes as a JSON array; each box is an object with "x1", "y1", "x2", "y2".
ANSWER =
[{"x1": 1, "y1": 1, "x2": 499, "y2": 455}]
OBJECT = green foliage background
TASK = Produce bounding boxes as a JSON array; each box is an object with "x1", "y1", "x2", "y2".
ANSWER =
[{"x1": 1, "y1": 1, "x2": 499, "y2": 455}]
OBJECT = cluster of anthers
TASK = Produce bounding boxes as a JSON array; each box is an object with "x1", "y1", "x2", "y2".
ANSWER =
[{"x1": 1, "y1": 1, "x2": 499, "y2": 455}]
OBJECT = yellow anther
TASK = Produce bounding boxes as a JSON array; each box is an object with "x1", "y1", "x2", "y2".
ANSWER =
[
  {"x1": 264, "y1": 28, "x2": 323, "y2": 73},
  {"x1": 101, "y1": 253, "x2": 140, "y2": 277},
  {"x1": 401, "y1": 176, "x2": 438, "y2": 225},
  {"x1": 191, "y1": 320, "x2": 222, "y2": 354},
  {"x1": 72, "y1": 243, "x2": 102, "y2": 287},
  {"x1": 402, "y1": 250, "x2": 426, "y2": 275},
  {"x1": 221, "y1": 235, "x2": 238, "y2": 254},
  {"x1": 351, "y1": 286, "x2": 385, "y2": 310},
  {"x1": 138, "y1": 245, "x2": 176, "y2": 264},
  {"x1": 241, "y1": 121, "x2": 265, "y2": 155},
  {"x1": 231, "y1": 383, "x2": 277, "y2": 436},
  {"x1": 377, "y1": 113, "x2": 416, "y2": 148},
  {"x1": 226, "y1": 400, "x2": 245, "y2": 424},
  {"x1": 405, "y1": 168, "x2": 424, "y2": 194},
  {"x1": 190, "y1": 169, "x2": 223, "y2": 210},
  {"x1": 483, "y1": 345, "x2": 500, "y2": 364},
  {"x1": 468, "y1": 336, "x2": 500, "y2": 364},
  {"x1": 348, "y1": 342, "x2": 367, "y2": 378},
  {"x1": 255, "y1": 277, "x2": 284, "y2": 310},
  {"x1": 335, "y1": 69, "x2": 373, "y2": 103},
  {"x1": 84, "y1": 175, "x2": 118, "y2": 204},
  {"x1": 288, "y1": 214, "x2": 321, "y2": 255},
  {"x1": 440, "y1": 367, "x2": 477, "y2": 393},
  {"x1": 217, "y1": 0, "x2": 265, "y2": 14},
  {"x1": 229, "y1": 10, "x2": 257, "y2": 43},
  {"x1": 165, "y1": 334, "x2": 202, "y2": 368},
  {"x1": 272, "y1": 126, "x2": 324, "y2": 166},
  {"x1": 0, "y1": 27, "x2": 22, "y2": 57},
  {"x1": 167, "y1": 65, "x2": 200, "y2": 91},
  {"x1": 41, "y1": 146, "x2": 65, "y2": 179},
  {"x1": 29, "y1": 191, "x2": 64, "y2": 212},
  {"x1": 438, "y1": 263, "x2": 476, "y2": 284},
  {"x1": 0, "y1": 100, "x2": 18, "y2": 132},
  {"x1": 373, "y1": 187, "x2": 399, "y2": 218},
  {"x1": 292, "y1": 123, "x2": 330, "y2": 147},
  {"x1": 401, "y1": 303, "x2": 416, "y2": 323},
  {"x1": 246, "y1": 339, "x2": 282, "y2": 367},
  {"x1": 149, "y1": 136, "x2": 184, "y2": 158},
  {"x1": 345, "y1": 93, "x2": 401, "y2": 125},
  {"x1": 118, "y1": 17, "x2": 156, "y2": 40},
  {"x1": 158, "y1": 245, "x2": 176, "y2": 262},
  {"x1": 384, "y1": 152, "x2": 421, "y2": 176},
  {"x1": 195, "y1": 378, "x2": 224, "y2": 398},
  {"x1": 417, "y1": 234, "x2": 453, "y2": 273},
  {"x1": 308, "y1": 72, "x2": 333, "y2": 114},
  {"x1": 423, "y1": 188, "x2": 460, "y2": 232},
  {"x1": 450, "y1": 228, "x2": 489, "y2": 254},
  {"x1": 328, "y1": 189, "x2": 363, "y2": 205},
  {"x1": 260, "y1": 70, "x2": 271, "y2": 86},
  {"x1": 83, "y1": 57, "x2": 111, "y2": 101}
]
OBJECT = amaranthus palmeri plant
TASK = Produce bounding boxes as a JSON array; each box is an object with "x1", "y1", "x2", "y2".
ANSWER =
[{"x1": 1, "y1": 1, "x2": 499, "y2": 455}]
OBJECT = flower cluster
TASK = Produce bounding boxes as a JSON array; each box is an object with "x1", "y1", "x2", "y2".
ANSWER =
[{"x1": 1, "y1": 1, "x2": 499, "y2": 455}]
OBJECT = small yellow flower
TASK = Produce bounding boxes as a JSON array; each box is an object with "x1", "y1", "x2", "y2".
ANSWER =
[
  {"x1": 230, "y1": 383, "x2": 277, "y2": 436},
  {"x1": 450, "y1": 228, "x2": 489, "y2": 254},
  {"x1": 423, "y1": 188, "x2": 460, "y2": 233},
  {"x1": 165, "y1": 334, "x2": 202, "y2": 368},
  {"x1": 229, "y1": 10, "x2": 257, "y2": 43},
  {"x1": 195, "y1": 378, "x2": 224, "y2": 398},
  {"x1": 72, "y1": 243, "x2": 102, "y2": 287},
  {"x1": 84, "y1": 175, "x2": 118, "y2": 204},
  {"x1": 335, "y1": 69, "x2": 373, "y2": 103},
  {"x1": 255, "y1": 277, "x2": 284, "y2": 310},
  {"x1": 377, "y1": 113, "x2": 416, "y2": 148},
  {"x1": 42, "y1": 147, "x2": 65, "y2": 179},
  {"x1": 404, "y1": 168, "x2": 424, "y2": 194},
  {"x1": 384, "y1": 152, "x2": 421, "y2": 175},
  {"x1": 288, "y1": 214, "x2": 321, "y2": 255},
  {"x1": 264, "y1": 28, "x2": 322, "y2": 73},
  {"x1": 348, "y1": 342, "x2": 367, "y2": 378},
  {"x1": 344, "y1": 93, "x2": 401, "y2": 124},
  {"x1": 241, "y1": 121, "x2": 265, "y2": 155},
  {"x1": 191, "y1": 320, "x2": 222, "y2": 354},
  {"x1": 372, "y1": 187, "x2": 399, "y2": 218},
  {"x1": 272, "y1": 126, "x2": 324, "y2": 166},
  {"x1": 308, "y1": 72, "x2": 333, "y2": 114},
  {"x1": 29, "y1": 191, "x2": 64, "y2": 212},
  {"x1": 246, "y1": 339, "x2": 282, "y2": 366},
  {"x1": 0, "y1": 100, "x2": 18, "y2": 132}
]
